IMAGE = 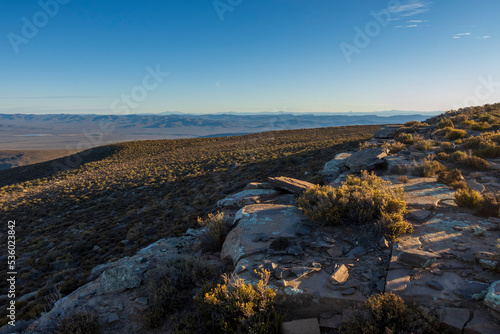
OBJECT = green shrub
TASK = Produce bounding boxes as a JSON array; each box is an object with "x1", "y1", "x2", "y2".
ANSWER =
[
  {"x1": 446, "y1": 129, "x2": 467, "y2": 141},
  {"x1": 436, "y1": 152, "x2": 449, "y2": 160},
  {"x1": 404, "y1": 121, "x2": 428, "y2": 127},
  {"x1": 144, "y1": 257, "x2": 218, "y2": 329},
  {"x1": 433, "y1": 126, "x2": 453, "y2": 137},
  {"x1": 464, "y1": 156, "x2": 490, "y2": 170},
  {"x1": 198, "y1": 212, "x2": 231, "y2": 252},
  {"x1": 395, "y1": 133, "x2": 414, "y2": 145},
  {"x1": 196, "y1": 271, "x2": 283, "y2": 334},
  {"x1": 454, "y1": 188, "x2": 483, "y2": 208},
  {"x1": 420, "y1": 158, "x2": 446, "y2": 177},
  {"x1": 382, "y1": 141, "x2": 406, "y2": 154},
  {"x1": 341, "y1": 293, "x2": 441, "y2": 334},
  {"x1": 437, "y1": 169, "x2": 466, "y2": 189},
  {"x1": 56, "y1": 311, "x2": 101, "y2": 334},
  {"x1": 471, "y1": 121, "x2": 492, "y2": 131},
  {"x1": 439, "y1": 141, "x2": 454, "y2": 152},
  {"x1": 475, "y1": 194, "x2": 500, "y2": 218},
  {"x1": 298, "y1": 171, "x2": 411, "y2": 239},
  {"x1": 398, "y1": 176, "x2": 409, "y2": 183},
  {"x1": 451, "y1": 150, "x2": 468, "y2": 161},
  {"x1": 413, "y1": 139, "x2": 432, "y2": 151},
  {"x1": 438, "y1": 118, "x2": 454, "y2": 129}
]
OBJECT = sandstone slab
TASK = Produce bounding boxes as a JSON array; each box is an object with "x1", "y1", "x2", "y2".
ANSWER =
[
  {"x1": 282, "y1": 318, "x2": 320, "y2": 334},
  {"x1": 221, "y1": 204, "x2": 304, "y2": 265},
  {"x1": 345, "y1": 147, "x2": 388, "y2": 172},
  {"x1": 217, "y1": 189, "x2": 279, "y2": 207},
  {"x1": 268, "y1": 176, "x2": 315, "y2": 195}
]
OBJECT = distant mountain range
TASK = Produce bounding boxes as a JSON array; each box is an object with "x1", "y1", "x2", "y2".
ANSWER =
[{"x1": 0, "y1": 112, "x2": 437, "y2": 150}]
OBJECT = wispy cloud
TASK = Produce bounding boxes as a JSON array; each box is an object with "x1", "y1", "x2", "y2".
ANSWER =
[
  {"x1": 390, "y1": 0, "x2": 432, "y2": 17},
  {"x1": 452, "y1": 32, "x2": 491, "y2": 39}
]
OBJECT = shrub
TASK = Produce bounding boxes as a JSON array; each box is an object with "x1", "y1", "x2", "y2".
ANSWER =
[
  {"x1": 446, "y1": 129, "x2": 467, "y2": 141},
  {"x1": 436, "y1": 152, "x2": 449, "y2": 161},
  {"x1": 298, "y1": 171, "x2": 411, "y2": 239},
  {"x1": 413, "y1": 139, "x2": 432, "y2": 151},
  {"x1": 420, "y1": 158, "x2": 446, "y2": 177},
  {"x1": 382, "y1": 141, "x2": 406, "y2": 154},
  {"x1": 404, "y1": 121, "x2": 428, "y2": 127},
  {"x1": 398, "y1": 176, "x2": 409, "y2": 183},
  {"x1": 433, "y1": 127, "x2": 453, "y2": 137},
  {"x1": 198, "y1": 212, "x2": 231, "y2": 252},
  {"x1": 144, "y1": 257, "x2": 218, "y2": 329},
  {"x1": 196, "y1": 271, "x2": 283, "y2": 334},
  {"x1": 451, "y1": 150, "x2": 468, "y2": 161},
  {"x1": 341, "y1": 293, "x2": 441, "y2": 334},
  {"x1": 475, "y1": 194, "x2": 500, "y2": 218},
  {"x1": 439, "y1": 141, "x2": 454, "y2": 152},
  {"x1": 56, "y1": 311, "x2": 101, "y2": 334},
  {"x1": 471, "y1": 121, "x2": 492, "y2": 131},
  {"x1": 464, "y1": 156, "x2": 490, "y2": 170},
  {"x1": 395, "y1": 133, "x2": 414, "y2": 145},
  {"x1": 438, "y1": 118, "x2": 454, "y2": 129},
  {"x1": 454, "y1": 188, "x2": 483, "y2": 208},
  {"x1": 437, "y1": 169, "x2": 466, "y2": 189}
]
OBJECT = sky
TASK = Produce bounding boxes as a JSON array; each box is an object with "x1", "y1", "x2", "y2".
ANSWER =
[{"x1": 1, "y1": 0, "x2": 500, "y2": 115}]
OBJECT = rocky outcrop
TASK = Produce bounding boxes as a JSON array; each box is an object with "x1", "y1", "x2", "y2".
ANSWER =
[
  {"x1": 267, "y1": 176, "x2": 315, "y2": 194},
  {"x1": 25, "y1": 235, "x2": 223, "y2": 334},
  {"x1": 345, "y1": 147, "x2": 388, "y2": 172},
  {"x1": 373, "y1": 125, "x2": 400, "y2": 139},
  {"x1": 321, "y1": 153, "x2": 351, "y2": 182}
]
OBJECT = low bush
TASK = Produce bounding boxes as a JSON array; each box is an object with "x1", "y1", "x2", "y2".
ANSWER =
[
  {"x1": 451, "y1": 150, "x2": 468, "y2": 161},
  {"x1": 438, "y1": 118, "x2": 454, "y2": 129},
  {"x1": 475, "y1": 194, "x2": 500, "y2": 218},
  {"x1": 439, "y1": 141, "x2": 454, "y2": 152},
  {"x1": 419, "y1": 157, "x2": 445, "y2": 177},
  {"x1": 413, "y1": 139, "x2": 432, "y2": 151},
  {"x1": 196, "y1": 271, "x2": 283, "y2": 334},
  {"x1": 382, "y1": 141, "x2": 406, "y2": 154},
  {"x1": 437, "y1": 169, "x2": 466, "y2": 189},
  {"x1": 471, "y1": 121, "x2": 492, "y2": 131},
  {"x1": 341, "y1": 293, "x2": 442, "y2": 334},
  {"x1": 464, "y1": 156, "x2": 490, "y2": 170},
  {"x1": 398, "y1": 176, "x2": 409, "y2": 183},
  {"x1": 198, "y1": 212, "x2": 231, "y2": 252},
  {"x1": 395, "y1": 133, "x2": 414, "y2": 145},
  {"x1": 56, "y1": 311, "x2": 101, "y2": 334},
  {"x1": 433, "y1": 127, "x2": 453, "y2": 137},
  {"x1": 144, "y1": 257, "x2": 218, "y2": 329},
  {"x1": 298, "y1": 171, "x2": 411, "y2": 239},
  {"x1": 454, "y1": 188, "x2": 483, "y2": 208},
  {"x1": 446, "y1": 129, "x2": 467, "y2": 141}
]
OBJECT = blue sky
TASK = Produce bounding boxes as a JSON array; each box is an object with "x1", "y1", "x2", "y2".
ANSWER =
[{"x1": 1, "y1": 0, "x2": 499, "y2": 114}]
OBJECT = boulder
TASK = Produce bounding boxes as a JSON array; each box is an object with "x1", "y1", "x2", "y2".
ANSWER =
[
  {"x1": 267, "y1": 176, "x2": 315, "y2": 195},
  {"x1": 374, "y1": 125, "x2": 400, "y2": 139},
  {"x1": 345, "y1": 147, "x2": 388, "y2": 172},
  {"x1": 321, "y1": 153, "x2": 351, "y2": 182},
  {"x1": 398, "y1": 249, "x2": 438, "y2": 268}
]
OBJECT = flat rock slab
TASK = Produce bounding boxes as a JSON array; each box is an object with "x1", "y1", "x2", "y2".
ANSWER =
[
  {"x1": 388, "y1": 211, "x2": 500, "y2": 307},
  {"x1": 439, "y1": 307, "x2": 471, "y2": 334},
  {"x1": 221, "y1": 204, "x2": 305, "y2": 265},
  {"x1": 389, "y1": 177, "x2": 455, "y2": 209},
  {"x1": 268, "y1": 176, "x2": 315, "y2": 195},
  {"x1": 345, "y1": 147, "x2": 388, "y2": 172},
  {"x1": 217, "y1": 189, "x2": 280, "y2": 207},
  {"x1": 282, "y1": 318, "x2": 321, "y2": 334},
  {"x1": 374, "y1": 125, "x2": 400, "y2": 139}
]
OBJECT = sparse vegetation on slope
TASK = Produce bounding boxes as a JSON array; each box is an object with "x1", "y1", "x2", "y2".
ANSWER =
[{"x1": 0, "y1": 125, "x2": 379, "y2": 325}]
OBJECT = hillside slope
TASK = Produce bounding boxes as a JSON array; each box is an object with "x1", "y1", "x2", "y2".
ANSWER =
[{"x1": 0, "y1": 125, "x2": 380, "y2": 324}]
